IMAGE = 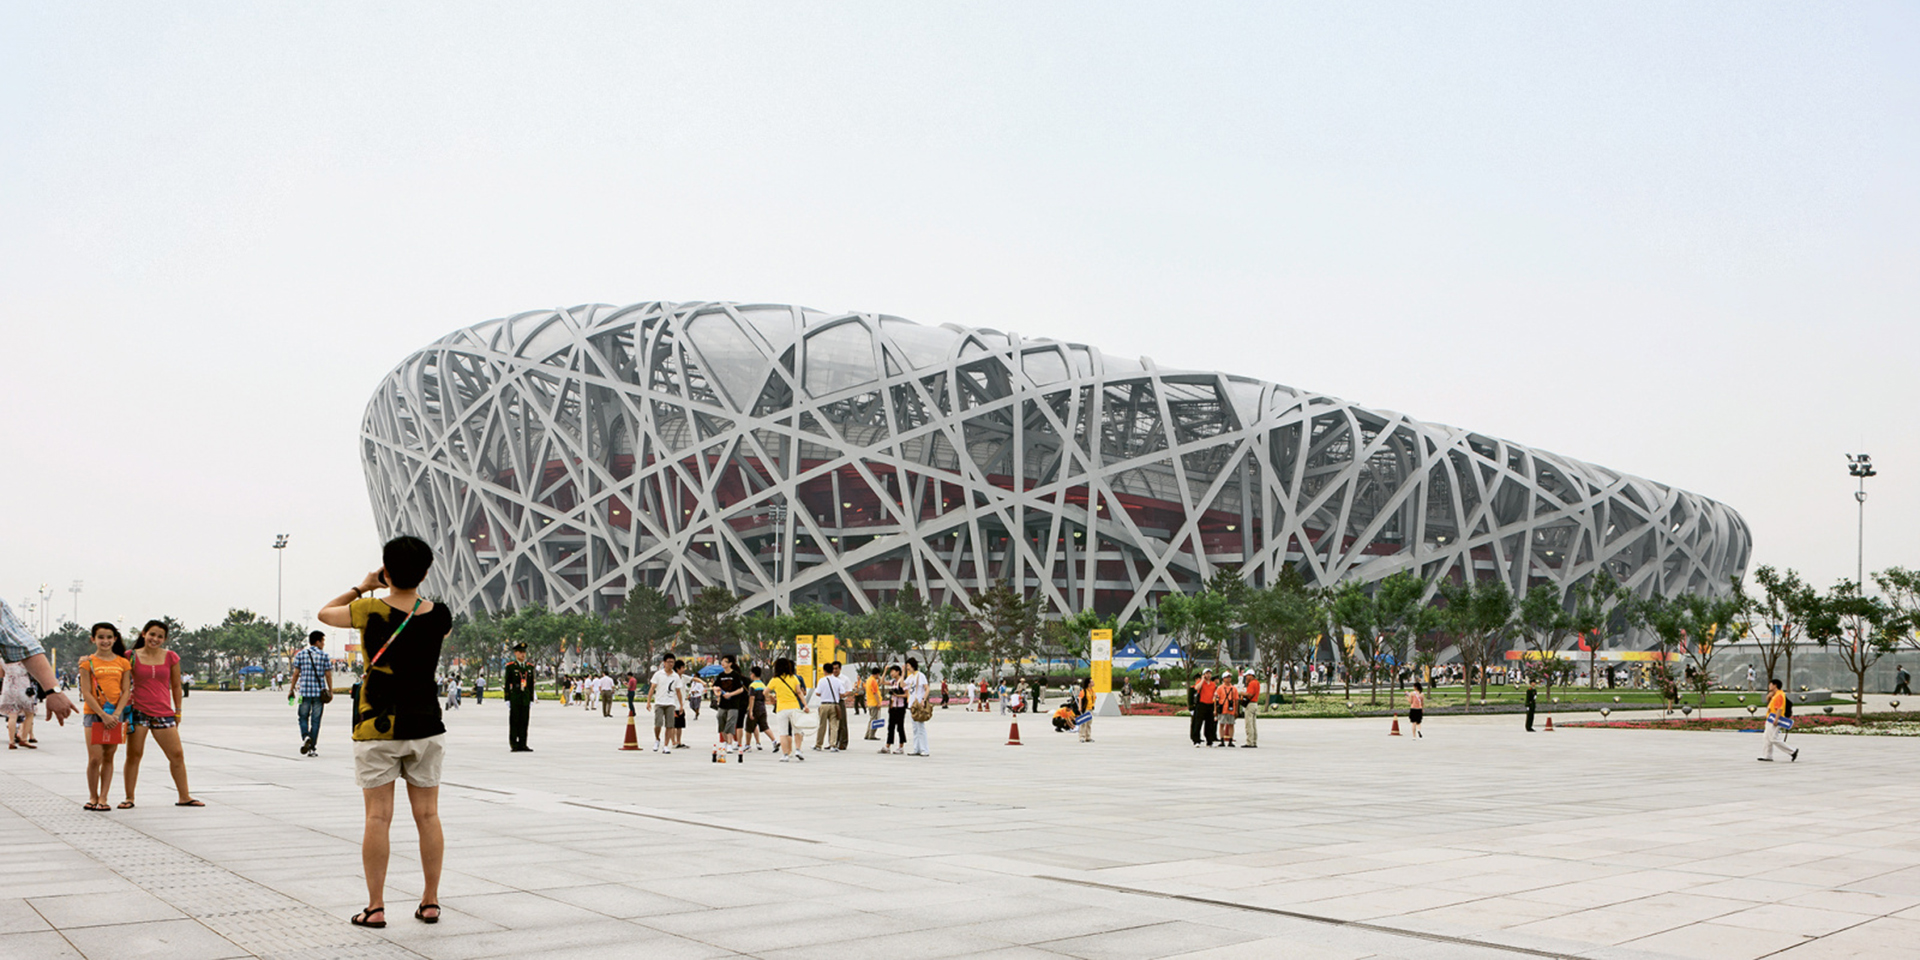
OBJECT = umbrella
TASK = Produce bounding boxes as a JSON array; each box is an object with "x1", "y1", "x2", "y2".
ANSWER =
[
  {"x1": 697, "y1": 663, "x2": 724, "y2": 677},
  {"x1": 237, "y1": 665, "x2": 266, "y2": 675}
]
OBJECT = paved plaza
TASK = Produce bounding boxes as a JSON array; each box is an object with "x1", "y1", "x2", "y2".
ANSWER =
[{"x1": 1, "y1": 693, "x2": 1916, "y2": 960}]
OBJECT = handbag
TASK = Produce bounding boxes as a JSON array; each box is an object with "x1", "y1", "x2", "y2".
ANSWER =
[
  {"x1": 910, "y1": 698, "x2": 934, "y2": 723},
  {"x1": 350, "y1": 600, "x2": 422, "y2": 742}
]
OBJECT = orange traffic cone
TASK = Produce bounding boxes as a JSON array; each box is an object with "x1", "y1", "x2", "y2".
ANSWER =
[
  {"x1": 1389, "y1": 715, "x2": 1402, "y2": 736},
  {"x1": 1543, "y1": 715, "x2": 1555, "y2": 732},
  {"x1": 620, "y1": 708, "x2": 641, "y2": 750},
  {"x1": 1006, "y1": 721, "x2": 1023, "y2": 746}
]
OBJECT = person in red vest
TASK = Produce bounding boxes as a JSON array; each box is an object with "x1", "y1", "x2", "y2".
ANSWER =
[{"x1": 1195, "y1": 670, "x2": 1219, "y2": 747}]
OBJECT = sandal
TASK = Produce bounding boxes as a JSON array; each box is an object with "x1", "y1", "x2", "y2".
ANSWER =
[
  {"x1": 414, "y1": 903, "x2": 440, "y2": 923},
  {"x1": 118, "y1": 800, "x2": 135, "y2": 809},
  {"x1": 83, "y1": 802, "x2": 108, "y2": 811},
  {"x1": 175, "y1": 799, "x2": 205, "y2": 807},
  {"x1": 350, "y1": 906, "x2": 386, "y2": 928}
]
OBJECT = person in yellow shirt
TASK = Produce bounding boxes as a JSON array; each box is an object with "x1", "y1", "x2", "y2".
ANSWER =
[
  {"x1": 863, "y1": 669, "x2": 882, "y2": 741},
  {"x1": 1759, "y1": 677, "x2": 1797, "y2": 762},
  {"x1": 766, "y1": 658, "x2": 811, "y2": 762}
]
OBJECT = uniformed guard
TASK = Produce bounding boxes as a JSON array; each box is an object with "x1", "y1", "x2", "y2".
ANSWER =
[{"x1": 504, "y1": 642, "x2": 536, "y2": 752}]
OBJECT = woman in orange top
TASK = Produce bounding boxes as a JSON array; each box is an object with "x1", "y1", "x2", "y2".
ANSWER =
[
  {"x1": 1217, "y1": 678, "x2": 1239, "y2": 746},
  {"x1": 77, "y1": 623, "x2": 135, "y2": 811}
]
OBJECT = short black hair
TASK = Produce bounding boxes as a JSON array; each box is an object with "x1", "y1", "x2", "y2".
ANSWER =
[
  {"x1": 308, "y1": 631, "x2": 325, "y2": 645},
  {"x1": 905, "y1": 657, "x2": 919, "y2": 670},
  {"x1": 382, "y1": 535, "x2": 434, "y2": 589}
]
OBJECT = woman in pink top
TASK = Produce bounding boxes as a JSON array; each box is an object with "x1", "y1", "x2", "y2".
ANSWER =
[
  {"x1": 121, "y1": 620, "x2": 202, "y2": 808},
  {"x1": 1406, "y1": 681, "x2": 1426, "y2": 740}
]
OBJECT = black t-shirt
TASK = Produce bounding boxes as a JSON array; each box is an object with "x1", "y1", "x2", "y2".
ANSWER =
[
  {"x1": 714, "y1": 672, "x2": 747, "y2": 709},
  {"x1": 351, "y1": 597, "x2": 453, "y2": 740}
]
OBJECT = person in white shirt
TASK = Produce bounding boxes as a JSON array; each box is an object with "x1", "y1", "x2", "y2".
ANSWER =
[
  {"x1": 904, "y1": 658, "x2": 930, "y2": 757},
  {"x1": 687, "y1": 676, "x2": 706, "y2": 721},
  {"x1": 648, "y1": 654, "x2": 680, "y2": 753},
  {"x1": 812, "y1": 663, "x2": 845, "y2": 752}
]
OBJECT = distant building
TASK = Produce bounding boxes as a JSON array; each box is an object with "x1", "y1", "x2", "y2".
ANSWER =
[{"x1": 361, "y1": 302, "x2": 1748, "y2": 624}]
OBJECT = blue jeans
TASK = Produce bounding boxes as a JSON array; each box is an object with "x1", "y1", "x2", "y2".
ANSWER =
[{"x1": 298, "y1": 697, "x2": 326, "y2": 742}]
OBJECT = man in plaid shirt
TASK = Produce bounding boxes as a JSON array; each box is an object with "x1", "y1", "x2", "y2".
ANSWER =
[{"x1": 289, "y1": 631, "x2": 333, "y2": 757}]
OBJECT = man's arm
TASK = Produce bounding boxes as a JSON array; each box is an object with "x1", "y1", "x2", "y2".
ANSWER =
[{"x1": 20, "y1": 654, "x2": 76, "y2": 723}]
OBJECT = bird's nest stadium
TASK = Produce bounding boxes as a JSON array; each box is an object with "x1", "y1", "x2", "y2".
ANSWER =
[{"x1": 361, "y1": 302, "x2": 1749, "y2": 625}]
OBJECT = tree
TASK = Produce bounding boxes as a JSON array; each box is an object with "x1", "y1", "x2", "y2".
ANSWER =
[
  {"x1": 444, "y1": 610, "x2": 506, "y2": 677},
  {"x1": 609, "y1": 584, "x2": 678, "y2": 668},
  {"x1": 1158, "y1": 589, "x2": 1233, "y2": 669},
  {"x1": 1517, "y1": 586, "x2": 1578, "y2": 703},
  {"x1": 1242, "y1": 567, "x2": 1323, "y2": 696},
  {"x1": 1570, "y1": 571, "x2": 1628, "y2": 688},
  {"x1": 1748, "y1": 566, "x2": 1816, "y2": 686},
  {"x1": 1636, "y1": 590, "x2": 1746, "y2": 708},
  {"x1": 1807, "y1": 579, "x2": 1894, "y2": 720},
  {"x1": 1871, "y1": 567, "x2": 1920, "y2": 670},
  {"x1": 1437, "y1": 576, "x2": 1515, "y2": 707},
  {"x1": 680, "y1": 585, "x2": 741, "y2": 653},
  {"x1": 972, "y1": 579, "x2": 1042, "y2": 683},
  {"x1": 1328, "y1": 580, "x2": 1375, "y2": 702},
  {"x1": 1369, "y1": 570, "x2": 1434, "y2": 709}
]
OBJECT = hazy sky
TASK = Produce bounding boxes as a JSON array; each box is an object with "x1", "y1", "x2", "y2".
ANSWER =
[{"x1": 3, "y1": 2, "x2": 1915, "y2": 634}]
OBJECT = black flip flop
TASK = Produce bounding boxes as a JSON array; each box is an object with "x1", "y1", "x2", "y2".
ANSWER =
[
  {"x1": 350, "y1": 906, "x2": 386, "y2": 928},
  {"x1": 175, "y1": 799, "x2": 205, "y2": 807},
  {"x1": 414, "y1": 903, "x2": 440, "y2": 924}
]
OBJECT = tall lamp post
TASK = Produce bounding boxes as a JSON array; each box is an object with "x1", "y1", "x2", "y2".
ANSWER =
[
  {"x1": 69, "y1": 581, "x2": 82, "y2": 626},
  {"x1": 1846, "y1": 454, "x2": 1875, "y2": 588},
  {"x1": 38, "y1": 584, "x2": 50, "y2": 635},
  {"x1": 274, "y1": 535, "x2": 290, "y2": 677}
]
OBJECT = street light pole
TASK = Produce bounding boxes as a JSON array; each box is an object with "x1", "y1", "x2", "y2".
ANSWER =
[
  {"x1": 69, "y1": 581, "x2": 82, "y2": 626},
  {"x1": 1846, "y1": 454, "x2": 1876, "y2": 588},
  {"x1": 274, "y1": 535, "x2": 290, "y2": 663}
]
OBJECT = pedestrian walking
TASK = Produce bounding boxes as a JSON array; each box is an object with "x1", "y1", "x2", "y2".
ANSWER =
[
  {"x1": 1524, "y1": 680, "x2": 1538, "y2": 732},
  {"x1": 811, "y1": 662, "x2": 844, "y2": 752},
  {"x1": 905, "y1": 658, "x2": 931, "y2": 757},
  {"x1": 443, "y1": 677, "x2": 461, "y2": 710},
  {"x1": 767, "y1": 657, "x2": 811, "y2": 762},
  {"x1": 2, "y1": 659, "x2": 35, "y2": 749},
  {"x1": 940, "y1": 678, "x2": 949, "y2": 708},
  {"x1": 504, "y1": 643, "x2": 535, "y2": 752},
  {"x1": 687, "y1": 674, "x2": 705, "y2": 721},
  {"x1": 649, "y1": 655, "x2": 679, "y2": 753},
  {"x1": 289, "y1": 631, "x2": 333, "y2": 756},
  {"x1": 599, "y1": 671, "x2": 615, "y2": 717},
  {"x1": 319, "y1": 535, "x2": 454, "y2": 929},
  {"x1": 747, "y1": 666, "x2": 770, "y2": 750},
  {"x1": 78, "y1": 624, "x2": 133, "y2": 811},
  {"x1": 473, "y1": 677, "x2": 483, "y2": 705},
  {"x1": 1074, "y1": 677, "x2": 1095, "y2": 743},
  {"x1": 671, "y1": 660, "x2": 691, "y2": 747},
  {"x1": 1241, "y1": 670, "x2": 1260, "y2": 748},
  {"x1": 1407, "y1": 682, "x2": 1425, "y2": 738},
  {"x1": 1896, "y1": 665, "x2": 1912, "y2": 696},
  {"x1": 1758, "y1": 677, "x2": 1799, "y2": 762},
  {"x1": 121, "y1": 620, "x2": 200, "y2": 808},
  {"x1": 1745, "y1": 664, "x2": 1756, "y2": 691}
]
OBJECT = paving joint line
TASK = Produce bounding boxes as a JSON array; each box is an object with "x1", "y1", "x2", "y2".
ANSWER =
[
  {"x1": 562, "y1": 800, "x2": 822, "y2": 843},
  {"x1": 1037, "y1": 874, "x2": 1590, "y2": 960}
]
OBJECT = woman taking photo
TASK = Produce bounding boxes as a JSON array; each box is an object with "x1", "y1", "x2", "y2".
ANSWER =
[
  {"x1": 121, "y1": 620, "x2": 202, "y2": 807},
  {"x1": 78, "y1": 623, "x2": 133, "y2": 811}
]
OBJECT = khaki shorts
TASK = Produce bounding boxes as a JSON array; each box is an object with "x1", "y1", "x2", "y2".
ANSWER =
[{"x1": 353, "y1": 735, "x2": 446, "y2": 789}]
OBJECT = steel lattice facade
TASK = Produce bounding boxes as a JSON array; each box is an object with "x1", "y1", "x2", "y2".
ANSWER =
[{"x1": 361, "y1": 302, "x2": 1750, "y2": 623}]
